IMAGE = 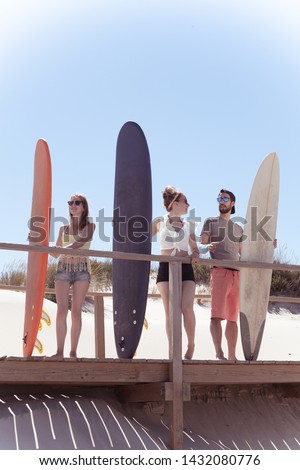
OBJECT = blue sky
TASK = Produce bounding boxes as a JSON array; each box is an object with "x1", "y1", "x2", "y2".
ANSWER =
[{"x1": 1, "y1": 0, "x2": 300, "y2": 270}]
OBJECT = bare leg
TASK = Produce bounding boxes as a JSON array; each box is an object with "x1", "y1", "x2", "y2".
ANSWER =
[
  {"x1": 210, "y1": 318, "x2": 227, "y2": 360},
  {"x1": 156, "y1": 281, "x2": 170, "y2": 341},
  {"x1": 54, "y1": 280, "x2": 70, "y2": 357},
  {"x1": 225, "y1": 320, "x2": 238, "y2": 360},
  {"x1": 181, "y1": 281, "x2": 195, "y2": 359},
  {"x1": 69, "y1": 280, "x2": 89, "y2": 357}
]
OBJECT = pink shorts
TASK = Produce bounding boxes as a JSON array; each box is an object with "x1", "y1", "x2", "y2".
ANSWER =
[{"x1": 211, "y1": 268, "x2": 240, "y2": 322}]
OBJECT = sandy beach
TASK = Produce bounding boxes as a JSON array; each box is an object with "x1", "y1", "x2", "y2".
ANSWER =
[
  {"x1": 1, "y1": 289, "x2": 300, "y2": 451},
  {"x1": 1, "y1": 289, "x2": 299, "y2": 361}
]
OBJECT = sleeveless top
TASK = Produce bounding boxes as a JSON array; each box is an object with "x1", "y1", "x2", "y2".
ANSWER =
[
  {"x1": 58, "y1": 226, "x2": 92, "y2": 272},
  {"x1": 159, "y1": 215, "x2": 190, "y2": 255},
  {"x1": 61, "y1": 232, "x2": 92, "y2": 250}
]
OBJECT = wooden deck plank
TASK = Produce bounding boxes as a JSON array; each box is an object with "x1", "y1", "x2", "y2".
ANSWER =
[
  {"x1": 183, "y1": 361, "x2": 300, "y2": 384},
  {"x1": 1, "y1": 358, "x2": 300, "y2": 386},
  {"x1": 0, "y1": 358, "x2": 170, "y2": 385}
]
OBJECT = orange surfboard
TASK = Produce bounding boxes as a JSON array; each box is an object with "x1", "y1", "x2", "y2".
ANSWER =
[{"x1": 23, "y1": 139, "x2": 52, "y2": 356}]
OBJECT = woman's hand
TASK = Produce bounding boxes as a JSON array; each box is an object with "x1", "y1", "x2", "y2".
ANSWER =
[{"x1": 191, "y1": 250, "x2": 200, "y2": 264}]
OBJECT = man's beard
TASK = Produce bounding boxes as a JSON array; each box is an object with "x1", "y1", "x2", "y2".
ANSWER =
[{"x1": 219, "y1": 205, "x2": 231, "y2": 214}]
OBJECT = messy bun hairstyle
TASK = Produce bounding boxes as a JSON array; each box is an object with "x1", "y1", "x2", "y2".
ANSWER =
[{"x1": 162, "y1": 185, "x2": 183, "y2": 212}]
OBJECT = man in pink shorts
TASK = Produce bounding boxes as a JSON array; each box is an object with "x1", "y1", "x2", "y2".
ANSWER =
[{"x1": 200, "y1": 189, "x2": 243, "y2": 361}]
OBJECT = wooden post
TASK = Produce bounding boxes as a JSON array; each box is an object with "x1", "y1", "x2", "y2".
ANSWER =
[
  {"x1": 94, "y1": 295, "x2": 105, "y2": 358},
  {"x1": 168, "y1": 260, "x2": 183, "y2": 450}
]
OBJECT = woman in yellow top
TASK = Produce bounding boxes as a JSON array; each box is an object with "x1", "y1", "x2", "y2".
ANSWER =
[{"x1": 51, "y1": 193, "x2": 95, "y2": 358}]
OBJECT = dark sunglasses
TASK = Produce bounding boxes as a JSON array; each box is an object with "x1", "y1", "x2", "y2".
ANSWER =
[
  {"x1": 68, "y1": 200, "x2": 83, "y2": 206},
  {"x1": 217, "y1": 196, "x2": 230, "y2": 203}
]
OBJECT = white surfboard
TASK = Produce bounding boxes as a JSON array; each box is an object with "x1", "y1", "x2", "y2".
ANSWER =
[{"x1": 240, "y1": 153, "x2": 279, "y2": 361}]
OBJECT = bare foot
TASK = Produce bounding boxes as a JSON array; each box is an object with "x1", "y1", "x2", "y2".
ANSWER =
[
  {"x1": 184, "y1": 344, "x2": 195, "y2": 360},
  {"x1": 50, "y1": 353, "x2": 63, "y2": 360},
  {"x1": 69, "y1": 352, "x2": 77, "y2": 358},
  {"x1": 216, "y1": 354, "x2": 227, "y2": 360}
]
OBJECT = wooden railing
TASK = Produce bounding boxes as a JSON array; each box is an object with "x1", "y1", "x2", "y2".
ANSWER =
[
  {"x1": 1, "y1": 242, "x2": 300, "y2": 449},
  {"x1": 1, "y1": 241, "x2": 300, "y2": 358}
]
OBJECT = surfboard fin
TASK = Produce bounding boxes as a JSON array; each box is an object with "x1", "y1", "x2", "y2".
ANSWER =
[
  {"x1": 39, "y1": 309, "x2": 52, "y2": 330},
  {"x1": 41, "y1": 309, "x2": 51, "y2": 325},
  {"x1": 34, "y1": 338, "x2": 44, "y2": 354}
]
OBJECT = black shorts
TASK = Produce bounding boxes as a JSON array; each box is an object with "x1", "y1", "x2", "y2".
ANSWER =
[{"x1": 156, "y1": 262, "x2": 195, "y2": 283}]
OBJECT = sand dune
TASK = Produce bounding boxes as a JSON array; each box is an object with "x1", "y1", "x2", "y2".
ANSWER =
[
  {"x1": 1, "y1": 289, "x2": 300, "y2": 361},
  {"x1": 1, "y1": 385, "x2": 300, "y2": 450},
  {"x1": 1, "y1": 289, "x2": 300, "y2": 450}
]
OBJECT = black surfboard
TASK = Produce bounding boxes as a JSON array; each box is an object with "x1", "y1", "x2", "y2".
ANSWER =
[{"x1": 112, "y1": 122, "x2": 152, "y2": 358}]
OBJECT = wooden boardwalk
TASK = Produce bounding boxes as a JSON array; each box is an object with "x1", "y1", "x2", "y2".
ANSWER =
[
  {"x1": 1, "y1": 357, "x2": 300, "y2": 388},
  {"x1": 1, "y1": 356, "x2": 300, "y2": 449},
  {"x1": 1, "y1": 242, "x2": 300, "y2": 448}
]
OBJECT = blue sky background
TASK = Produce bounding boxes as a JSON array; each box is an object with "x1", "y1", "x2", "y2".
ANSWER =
[{"x1": 1, "y1": 0, "x2": 300, "y2": 270}]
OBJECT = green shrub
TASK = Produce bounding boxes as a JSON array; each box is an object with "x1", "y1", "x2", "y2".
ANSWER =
[
  {"x1": 45, "y1": 260, "x2": 57, "y2": 304},
  {"x1": 0, "y1": 260, "x2": 26, "y2": 286},
  {"x1": 90, "y1": 258, "x2": 113, "y2": 291},
  {"x1": 271, "y1": 270, "x2": 300, "y2": 297},
  {"x1": 193, "y1": 264, "x2": 211, "y2": 286},
  {"x1": 2, "y1": 248, "x2": 300, "y2": 304}
]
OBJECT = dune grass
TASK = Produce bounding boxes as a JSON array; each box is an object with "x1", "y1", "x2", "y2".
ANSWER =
[{"x1": 1, "y1": 248, "x2": 299, "y2": 302}]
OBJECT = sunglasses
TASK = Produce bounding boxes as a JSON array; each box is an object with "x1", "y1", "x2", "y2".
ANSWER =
[
  {"x1": 178, "y1": 198, "x2": 188, "y2": 204},
  {"x1": 217, "y1": 197, "x2": 230, "y2": 203},
  {"x1": 68, "y1": 200, "x2": 83, "y2": 206}
]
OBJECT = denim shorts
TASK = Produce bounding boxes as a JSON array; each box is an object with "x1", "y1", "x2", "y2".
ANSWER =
[{"x1": 55, "y1": 262, "x2": 90, "y2": 284}]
